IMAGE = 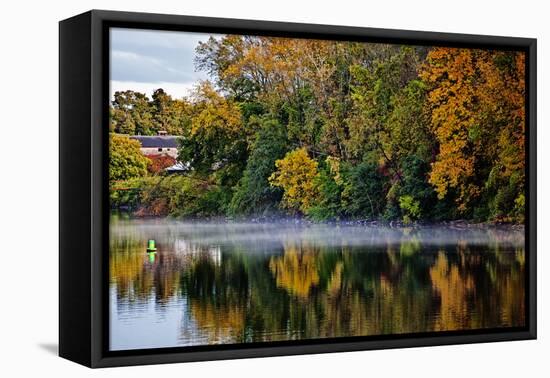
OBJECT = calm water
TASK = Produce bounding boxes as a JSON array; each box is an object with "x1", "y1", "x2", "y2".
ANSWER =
[{"x1": 109, "y1": 216, "x2": 526, "y2": 351}]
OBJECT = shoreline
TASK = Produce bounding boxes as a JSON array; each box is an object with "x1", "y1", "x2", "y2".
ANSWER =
[{"x1": 111, "y1": 211, "x2": 524, "y2": 230}]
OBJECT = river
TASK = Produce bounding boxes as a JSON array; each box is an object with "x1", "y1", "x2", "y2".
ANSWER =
[{"x1": 109, "y1": 216, "x2": 526, "y2": 351}]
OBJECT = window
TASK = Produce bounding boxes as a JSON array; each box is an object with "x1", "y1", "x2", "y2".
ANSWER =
[{"x1": 158, "y1": 148, "x2": 162, "y2": 152}]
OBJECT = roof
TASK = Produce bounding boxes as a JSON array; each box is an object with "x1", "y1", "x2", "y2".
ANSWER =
[
  {"x1": 165, "y1": 162, "x2": 190, "y2": 173},
  {"x1": 130, "y1": 135, "x2": 179, "y2": 148}
]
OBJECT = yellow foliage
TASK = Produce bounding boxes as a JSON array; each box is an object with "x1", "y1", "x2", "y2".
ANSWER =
[
  {"x1": 269, "y1": 243, "x2": 320, "y2": 298},
  {"x1": 326, "y1": 156, "x2": 343, "y2": 185},
  {"x1": 189, "y1": 299, "x2": 245, "y2": 344},
  {"x1": 269, "y1": 147, "x2": 320, "y2": 213},
  {"x1": 429, "y1": 251, "x2": 475, "y2": 331},
  {"x1": 189, "y1": 81, "x2": 242, "y2": 136}
]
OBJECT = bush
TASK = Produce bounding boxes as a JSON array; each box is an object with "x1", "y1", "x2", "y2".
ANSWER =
[
  {"x1": 110, "y1": 176, "x2": 229, "y2": 218},
  {"x1": 386, "y1": 155, "x2": 439, "y2": 221}
]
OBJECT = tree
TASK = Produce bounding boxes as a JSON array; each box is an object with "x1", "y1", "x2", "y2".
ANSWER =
[
  {"x1": 269, "y1": 148, "x2": 319, "y2": 214},
  {"x1": 386, "y1": 79, "x2": 433, "y2": 164},
  {"x1": 110, "y1": 37, "x2": 526, "y2": 223},
  {"x1": 178, "y1": 81, "x2": 246, "y2": 181},
  {"x1": 229, "y1": 117, "x2": 288, "y2": 216},
  {"x1": 307, "y1": 157, "x2": 344, "y2": 221},
  {"x1": 346, "y1": 47, "x2": 422, "y2": 165},
  {"x1": 151, "y1": 89, "x2": 190, "y2": 135},
  {"x1": 109, "y1": 134, "x2": 149, "y2": 182},
  {"x1": 111, "y1": 90, "x2": 155, "y2": 135},
  {"x1": 196, "y1": 35, "x2": 375, "y2": 160},
  {"x1": 146, "y1": 154, "x2": 176, "y2": 174},
  {"x1": 421, "y1": 48, "x2": 525, "y2": 219},
  {"x1": 341, "y1": 159, "x2": 387, "y2": 218}
]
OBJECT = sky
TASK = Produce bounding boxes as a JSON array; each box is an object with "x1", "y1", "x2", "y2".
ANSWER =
[{"x1": 110, "y1": 28, "x2": 221, "y2": 99}]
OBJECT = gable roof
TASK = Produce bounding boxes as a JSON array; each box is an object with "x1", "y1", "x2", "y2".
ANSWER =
[{"x1": 130, "y1": 135, "x2": 179, "y2": 148}]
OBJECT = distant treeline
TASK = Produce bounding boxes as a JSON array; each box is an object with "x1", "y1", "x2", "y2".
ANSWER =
[{"x1": 110, "y1": 37, "x2": 526, "y2": 223}]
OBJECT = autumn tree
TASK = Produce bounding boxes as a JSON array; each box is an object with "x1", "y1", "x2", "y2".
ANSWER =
[
  {"x1": 421, "y1": 48, "x2": 525, "y2": 220},
  {"x1": 195, "y1": 36, "x2": 377, "y2": 159},
  {"x1": 111, "y1": 36, "x2": 526, "y2": 223},
  {"x1": 109, "y1": 134, "x2": 149, "y2": 182},
  {"x1": 147, "y1": 154, "x2": 176, "y2": 174},
  {"x1": 269, "y1": 148, "x2": 319, "y2": 214},
  {"x1": 178, "y1": 81, "x2": 246, "y2": 184}
]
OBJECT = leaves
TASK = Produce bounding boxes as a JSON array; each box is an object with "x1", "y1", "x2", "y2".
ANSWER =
[
  {"x1": 109, "y1": 134, "x2": 149, "y2": 182},
  {"x1": 269, "y1": 148, "x2": 319, "y2": 214},
  {"x1": 111, "y1": 37, "x2": 526, "y2": 223},
  {"x1": 421, "y1": 48, "x2": 525, "y2": 218}
]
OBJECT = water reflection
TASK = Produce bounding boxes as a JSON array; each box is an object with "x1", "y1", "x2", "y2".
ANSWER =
[{"x1": 109, "y1": 217, "x2": 525, "y2": 351}]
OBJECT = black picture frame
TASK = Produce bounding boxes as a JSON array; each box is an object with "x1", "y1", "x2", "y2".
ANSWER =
[{"x1": 59, "y1": 9, "x2": 537, "y2": 368}]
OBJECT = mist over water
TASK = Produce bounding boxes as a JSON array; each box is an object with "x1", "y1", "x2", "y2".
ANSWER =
[
  {"x1": 109, "y1": 217, "x2": 526, "y2": 351},
  {"x1": 110, "y1": 218, "x2": 525, "y2": 250}
]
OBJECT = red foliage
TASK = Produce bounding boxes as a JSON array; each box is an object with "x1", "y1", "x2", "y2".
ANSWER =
[{"x1": 147, "y1": 154, "x2": 176, "y2": 174}]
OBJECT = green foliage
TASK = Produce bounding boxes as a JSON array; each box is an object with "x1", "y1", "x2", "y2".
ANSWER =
[
  {"x1": 307, "y1": 160, "x2": 343, "y2": 221},
  {"x1": 178, "y1": 82, "x2": 247, "y2": 179},
  {"x1": 110, "y1": 90, "x2": 155, "y2": 135},
  {"x1": 109, "y1": 37, "x2": 525, "y2": 224},
  {"x1": 398, "y1": 156, "x2": 439, "y2": 219},
  {"x1": 485, "y1": 168, "x2": 525, "y2": 222},
  {"x1": 399, "y1": 195, "x2": 421, "y2": 224},
  {"x1": 151, "y1": 89, "x2": 190, "y2": 135},
  {"x1": 109, "y1": 177, "x2": 144, "y2": 210},
  {"x1": 341, "y1": 160, "x2": 387, "y2": 219},
  {"x1": 110, "y1": 176, "x2": 229, "y2": 218},
  {"x1": 229, "y1": 117, "x2": 288, "y2": 216},
  {"x1": 110, "y1": 90, "x2": 190, "y2": 135},
  {"x1": 109, "y1": 134, "x2": 149, "y2": 182},
  {"x1": 347, "y1": 47, "x2": 421, "y2": 164}
]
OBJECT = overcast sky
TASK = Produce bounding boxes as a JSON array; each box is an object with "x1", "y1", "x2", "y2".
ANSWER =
[{"x1": 110, "y1": 28, "x2": 221, "y2": 99}]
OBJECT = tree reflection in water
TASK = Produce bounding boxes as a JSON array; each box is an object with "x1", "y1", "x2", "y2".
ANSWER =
[{"x1": 109, "y1": 219, "x2": 525, "y2": 350}]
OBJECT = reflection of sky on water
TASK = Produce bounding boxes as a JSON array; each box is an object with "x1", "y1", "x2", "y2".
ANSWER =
[{"x1": 109, "y1": 219, "x2": 526, "y2": 351}]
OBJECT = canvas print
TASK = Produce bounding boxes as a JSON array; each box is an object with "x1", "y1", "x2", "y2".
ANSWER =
[{"x1": 108, "y1": 28, "x2": 526, "y2": 351}]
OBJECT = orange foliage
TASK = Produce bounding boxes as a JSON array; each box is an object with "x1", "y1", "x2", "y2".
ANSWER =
[
  {"x1": 429, "y1": 251, "x2": 475, "y2": 331},
  {"x1": 421, "y1": 48, "x2": 525, "y2": 212},
  {"x1": 147, "y1": 154, "x2": 176, "y2": 174},
  {"x1": 189, "y1": 299, "x2": 246, "y2": 344}
]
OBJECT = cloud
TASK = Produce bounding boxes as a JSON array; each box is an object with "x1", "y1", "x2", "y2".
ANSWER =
[{"x1": 109, "y1": 28, "x2": 222, "y2": 89}]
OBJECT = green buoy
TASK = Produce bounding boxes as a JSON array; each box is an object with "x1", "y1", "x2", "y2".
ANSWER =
[
  {"x1": 146, "y1": 239, "x2": 157, "y2": 252},
  {"x1": 148, "y1": 252, "x2": 156, "y2": 263}
]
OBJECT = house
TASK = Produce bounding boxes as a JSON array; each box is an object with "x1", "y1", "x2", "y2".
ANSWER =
[{"x1": 129, "y1": 135, "x2": 179, "y2": 159}]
